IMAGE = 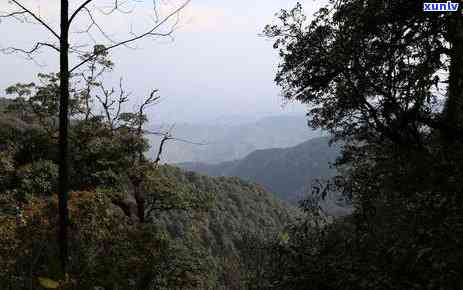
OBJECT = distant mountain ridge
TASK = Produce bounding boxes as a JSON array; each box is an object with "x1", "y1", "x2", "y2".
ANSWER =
[
  {"x1": 146, "y1": 115, "x2": 323, "y2": 164},
  {"x1": 179, "y1": 136, "x2": 342, "y2": 205}
]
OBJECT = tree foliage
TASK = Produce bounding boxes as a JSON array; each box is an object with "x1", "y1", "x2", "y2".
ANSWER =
[{"x1": 261, "y1": 0, "x2": 463, "y2": 289}]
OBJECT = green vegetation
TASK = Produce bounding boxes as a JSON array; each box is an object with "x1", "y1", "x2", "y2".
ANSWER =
[
  {"x1": 154, "y1": 166, "x2": 296, "y2": 288},
  {"x1": 252, "y1": 1, "x2": 463, "y2": 289},
  {"x1": 0, "y1": 52, "x2": 294, "y2": 289}
]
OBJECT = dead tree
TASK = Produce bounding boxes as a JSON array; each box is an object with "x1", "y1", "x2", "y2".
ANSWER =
[
  {"x1": 78, "y1": 64, "x2": 206, "y2": 223},
  {"x1": 127, "y1": 90, "x2": 160, "y2": 223},
  {"x1": 0, "y1": 0, "x2": 191, "y2": 274}
]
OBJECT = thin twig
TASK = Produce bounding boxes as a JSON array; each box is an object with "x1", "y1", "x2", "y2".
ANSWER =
[
  {"x1": 68, "y1": 0, "x2": 95, "y2": 25},
  {"x1": 8, "y1": 0, "x2": 60, "y2": 39},
  {"x1": 70, "y1": 0, "x2": 191, "y2": 73}
]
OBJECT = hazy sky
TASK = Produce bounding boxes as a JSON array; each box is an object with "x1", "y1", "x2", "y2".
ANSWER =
[{"x1": 0, "y1": 0, "x2": 327, "y2": 124}]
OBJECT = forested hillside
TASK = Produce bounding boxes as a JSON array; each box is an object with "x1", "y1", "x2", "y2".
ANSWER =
[
  {"x1": 179, "y1": 136, "x2": 341, "y2": 203},
  {"x1": 0, "y1": 46, "x2": 296, "y2": 290},
  {"x1": 154, "y1": 166, "x2": 295, "y2": 255},
  {"x1": 0, "y1": 87, "x2": 295, "y2": 288}
]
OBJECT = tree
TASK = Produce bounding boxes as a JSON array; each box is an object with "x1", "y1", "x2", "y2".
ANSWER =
[
  {"x1": 1, "y1": 0, "x2": 191, "y2": 274},
  {"x1": 5, "y1": 49, "x2": 209, "y2": 222},
  {"x1": 0, "y1": 59, "x2": 217, "y2": 287},
  {"x1": 443, "y1": 7, "x2": 463, "y2": 143},
  {"x1": 264, "y1": 0, "x2": 463, "y2": 232},
  {"x1": 264, "y1": 0, "x2": 462, "y2": 147},
  {"x1": 263, "y1": 1, "x2": 463, "y2": 288}
]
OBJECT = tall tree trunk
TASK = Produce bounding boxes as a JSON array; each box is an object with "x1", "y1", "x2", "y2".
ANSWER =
[
  {"x1": 134, "y1": 183, "x2": 146, "y2": 223},
  {"x1": 58, "y1": 0, "x2": 70, "y2": 275},
  {"x1": 443, "y1": 13, "x2": 463, "y2": 142}
]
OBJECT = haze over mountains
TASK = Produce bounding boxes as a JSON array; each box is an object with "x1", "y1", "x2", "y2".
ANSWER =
[
  {"x1": 146, "y1": 114, "x2": 349, "y2": 214},
  {"x1": 147, "y1": 114, "x2": 323, "y2": 164},
  {"x1": 180, "y1": 135, "x2": 344, "y2": 199}
]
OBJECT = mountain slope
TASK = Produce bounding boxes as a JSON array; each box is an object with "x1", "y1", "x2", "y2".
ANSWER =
[
  {"x1": 154, "y1": 165, "x2": 296, "y2": 254},
  {"x1": 179, "y1": 136, "x2": 341, "y2": 204},
  {"x1": 146, "y1": 115, "x2": 322, "y2": 163}
]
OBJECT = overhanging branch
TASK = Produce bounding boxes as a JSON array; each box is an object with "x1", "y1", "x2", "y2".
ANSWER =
[
  {"x1": 8, "y1": 0, "x2": 60, "y2": 39},
  {"x1": 0, "y1": 42, "x2": 60, "y2": 55},
  {"x1": 69, "y1": 0, "x2": 95, "y2": 25},
  {"x1": 69, "y1": 0, "x2": 191, "y2": 73}
]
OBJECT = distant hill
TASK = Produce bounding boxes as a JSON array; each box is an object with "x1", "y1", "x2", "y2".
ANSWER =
[
  {"x1": 146, "y1": 115, "x2": 323, "y2": 164},
  {"x1": 179, "y1": 137, "x2": 343, "y2": 206}
]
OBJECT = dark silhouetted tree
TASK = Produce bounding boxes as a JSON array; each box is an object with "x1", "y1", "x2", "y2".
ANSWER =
[{"x1": 1, "y1": 0, "x2": 190, "y2": 274}]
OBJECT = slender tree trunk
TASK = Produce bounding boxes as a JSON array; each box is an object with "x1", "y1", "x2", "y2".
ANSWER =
[
  {"x1": 134, "y1": 187, "x2": 146, "y2": 223},
  {"x1": 58, "y1": 0, "x2": 70, "y2": 275},
  {"x1": 134, "y1": 119, "x2": 146, "y2": 223}
]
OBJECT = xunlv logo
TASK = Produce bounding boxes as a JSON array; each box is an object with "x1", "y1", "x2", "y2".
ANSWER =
[{"x1": 423, "y1": 1, "x2": 460, "y2": 11}]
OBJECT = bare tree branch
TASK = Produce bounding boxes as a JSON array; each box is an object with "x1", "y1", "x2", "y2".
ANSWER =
[
  {"x1": 76, "y1": 6, "x2": 120, "y2": 46},
  {"x1": 2, "y1": 0, "x2": 189, "y2": 68},
  {"x1": 113, "y1": 78, "x2": 130, "y2": 125},
  {"x1": 144, "y1": 124, "x2": 208, "y2": 166},
  {"x1": 0, "y1": 10, "x2": 27, "y2": 20},
  {"x1": 154, "y1": 132, "x2": 172, "y2": 166},
  {"x1": 70, "y1": 0, "x2": 191, "y2": 73},
  {"x1": 0, "y1": 42, "x2": 60, "y2": 56},
  {"x1": 98, "y1": 0, "x2": 136, "y2": 15},
  {"x1": 68, "y1": 0, "x2": 95, "y2": 25},
  {"x1": 143, "y1": 129, "x2": 208, "y2": 146},
  {"x1": 8, "y1": 0, "x2": 60, "y2": 39}
]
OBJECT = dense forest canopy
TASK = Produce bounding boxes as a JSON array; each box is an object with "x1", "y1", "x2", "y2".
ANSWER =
[
  {"x1": 1, "y1": 0, "x2": 463, "y2": 289},
  {"x1": 259, "y1": 0, "x2": 463, "y2": 289}
]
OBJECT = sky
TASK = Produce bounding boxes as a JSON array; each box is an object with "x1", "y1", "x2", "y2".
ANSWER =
[{"x1": 0, "y1": 0, "x2": 328, "y2": 124}]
